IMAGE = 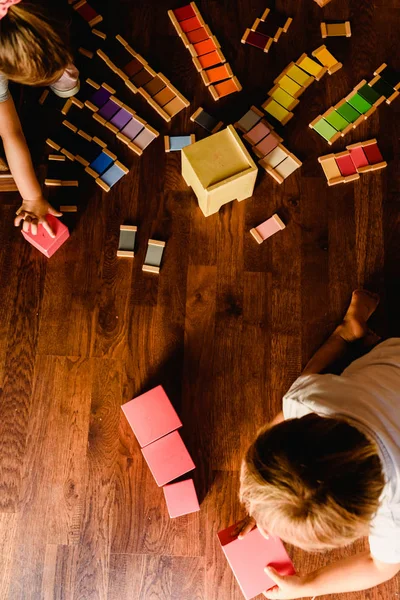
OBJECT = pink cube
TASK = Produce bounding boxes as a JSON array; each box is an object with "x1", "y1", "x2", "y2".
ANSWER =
[
  {"x1": 21, "y1": 214, "x2": 69, "y2": 258},
  {"x1": 218, "y1": 524, "x2": 295, "y2": 600},
  {"x1": 121, "y1": 385, "x2": 182, "y2": 448},
  {"x1": 141, "y1": 430, "x2": 195, "y2": 487},
  {"x1": 163, "y1": 478, "x2": 200, "y2": 518}
]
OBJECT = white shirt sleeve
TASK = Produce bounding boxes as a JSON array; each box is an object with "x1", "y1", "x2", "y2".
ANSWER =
[
  {"x1": 369, "y1": 506, "x2": 400, "y2": 564},
  {"x1": 282, "y1": 374, "x2": 338, "y2": 420},
  {"x1": 0, "y1": 74, "x2": 10, "y2": 102}
]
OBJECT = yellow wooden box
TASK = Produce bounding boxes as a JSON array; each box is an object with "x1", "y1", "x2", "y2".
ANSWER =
[{"x1": 181, "y1": 125, "x2": 258, "y2": 217}]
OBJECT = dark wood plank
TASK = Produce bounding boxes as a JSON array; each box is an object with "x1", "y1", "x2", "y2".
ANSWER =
[
  {"x1": 72, "y1": 359, "x2": 122, "y2": 599},
  {"x1": 6, "y1": 356, "x2": 93, "y2": 598},
  {"x1": 0, "y1": 242, "x2": 46, "y2": 512}
]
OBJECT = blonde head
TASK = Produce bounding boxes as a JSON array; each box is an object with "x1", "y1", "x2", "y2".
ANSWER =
[
  {"x1": 240, "y1": 414, "x2": 384, "y2": 551},
  {"x1": 0, "y1": 2, "x2": 72, "y2": 86}
]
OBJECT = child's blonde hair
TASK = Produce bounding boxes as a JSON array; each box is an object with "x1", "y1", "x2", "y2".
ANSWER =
[
  {"x1": 240, "y1": 414, "x2": 384, "y2": 551},
  {"x1": 0, "y1": 2, "x2": 72, "y2": 86}
]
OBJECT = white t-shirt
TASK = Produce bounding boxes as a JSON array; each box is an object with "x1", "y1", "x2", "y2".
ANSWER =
[{"x1": 282, "y1": 338, "x2": 400, "y2": 564}]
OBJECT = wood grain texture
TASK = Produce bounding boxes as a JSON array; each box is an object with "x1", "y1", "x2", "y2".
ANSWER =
[{"x1": 0, "y1": 0, "x2": 399, "y2": 598}]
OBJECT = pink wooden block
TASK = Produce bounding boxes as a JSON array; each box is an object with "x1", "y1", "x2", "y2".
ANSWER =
[
  {"x1": 250, "y1": 214, "x2": 285, "y2": 244},
  {"x1": 163, "y1": 478, "x2": 200, "y2": 518},
  {"x1": 141, "y1": 430, "x2": 195, "y2": 486},
  {"x1": 21, "y1": 215, "x2": 69, "y2": 258},
  {"x1": 121, "y1": 385, "x2": 182, "y2": 448},
  {"x1": 218, "y1": 524, "x2": 295, "y2": 600}
]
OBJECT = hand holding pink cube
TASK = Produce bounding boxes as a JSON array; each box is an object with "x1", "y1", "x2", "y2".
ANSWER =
[
  {"x1": 21, "y1": 214, "x2": 69, "y2": 258},
  {"x1": 218, "y1": 523, "x2": 295, "y2": 599}
]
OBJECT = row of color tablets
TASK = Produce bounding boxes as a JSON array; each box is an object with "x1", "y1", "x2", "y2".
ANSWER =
[
  {"x1": 319, "y1": 139, "x2": 387, "y2": 186},
  {"x1": 310, "y1": 64, "x2": 400, "y2": 144},
  {"x1": 168, "y1": 2, "x2": 242, "y2": 100},
  {"x1": 97, "y1": 35, "x2": 189, "y2": 121},
  {"x1": 46, "y1": 121, "x2": 128, "y2": 193},
  {"x1": 71, "y1": 0, "x2": 103, "y2": 27},
  {"x1": 235, "y1": 106, "x2": 302, "y2": 184},
  {"x1": 263, "y1": 47, "x2": 341, "y2": 125},
  {"x1": 242, "y1": 7, "x2": 292, "y2": 53},
  {"x1": 78, "y1": 79, "x2": 159, "y2": 155},
  {"x1": 121, "y1": 386, "x2": 200, "y2": 518}
]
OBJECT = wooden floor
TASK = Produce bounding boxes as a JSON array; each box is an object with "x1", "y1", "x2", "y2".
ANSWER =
[{"x1": 0, "y1": 0, "x2": 400, "y2": 598}]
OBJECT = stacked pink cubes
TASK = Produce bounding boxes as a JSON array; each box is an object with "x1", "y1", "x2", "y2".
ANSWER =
[{"x1": 122, "y1": 385, "x2": 200, "y2": 518}]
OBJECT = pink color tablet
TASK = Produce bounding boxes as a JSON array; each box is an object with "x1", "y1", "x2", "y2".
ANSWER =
[
  {"x1": 349, "y1": 146, "x2": 369, "y2": 169},
  {"x1": 254, "y1": 214, "x2": 285, "y2": 242}
]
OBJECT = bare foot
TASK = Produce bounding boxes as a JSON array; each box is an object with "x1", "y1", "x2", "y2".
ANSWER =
[{"x1": 337, "y1": 290, "x2": 380, "y2": 342}]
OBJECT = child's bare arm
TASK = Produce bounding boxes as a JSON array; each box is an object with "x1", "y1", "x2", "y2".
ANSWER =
[
  {"x1": 0, "y1": 95, "x2": 42, "y2": 198},
  {"x1": 0, "y1": 96, "x2": 61, "y2": 236},
  {"x1": 263, "y1": 551, "x2": 400, "y2": 599}
]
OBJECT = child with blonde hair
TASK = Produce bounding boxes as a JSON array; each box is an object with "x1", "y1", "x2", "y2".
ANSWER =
[
  {"x1": 238, "y1": 290, "x2": 400, "y2": 599},
  {"x1": 0, "y1": 0, "x2": 80, "y2": 236}
]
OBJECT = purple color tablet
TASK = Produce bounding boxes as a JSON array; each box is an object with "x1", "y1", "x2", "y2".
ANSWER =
[
  {"x1": 133, "y1": 128, "x2": 157, "y2": 150},
  {"x1": 98, "y1": 99, "x2": 120, "y2": 121},
  {"x1": 119, "y1": 117, "x2": 144, "y2": 141},
  {"x1": 110, "y1": 108, "x2": 133, "y2": 131},
  {"x1": 90, "y1": 86, "x2": 112, "y2": 108}
]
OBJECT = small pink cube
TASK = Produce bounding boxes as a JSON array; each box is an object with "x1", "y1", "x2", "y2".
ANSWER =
[
  {"x1": 218, "y1": 523, "x2": 295, "y2": 600},
  {"x1": 21, "y1": 214, "x2": 69, "y2": 258},
  {"x1": 122, "y1": 385, "x2": 182, "y2": 448},
  {"x1": 163, "y1": 478, "x2": 200, "y2": 518},
  {"x1": 141, "y1": 430, "x2": 195, "y2": 487}
]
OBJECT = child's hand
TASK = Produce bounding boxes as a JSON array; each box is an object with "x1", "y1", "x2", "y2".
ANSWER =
[
  {"x1": 15, "y1": 197, "x2": 62, "y2": 237},
  {"x1": 231, "y1": 515, "x2": 258, "y2": 539},
  {"x1": 263, "y1": 567, "x2": 312, "y2": 599}
]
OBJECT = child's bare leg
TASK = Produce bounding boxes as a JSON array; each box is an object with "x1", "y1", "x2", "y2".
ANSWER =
[
  {"x1": 339, "y1": 290, "x2": 380, "y2": 342},
  {"x1": 302, "y1": 290, "x2": 380, "y2": 375}
]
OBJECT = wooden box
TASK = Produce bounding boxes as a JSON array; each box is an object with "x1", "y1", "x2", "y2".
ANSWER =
[{"x1": 181, "y1": 125, "x2": 258, "y2": 216}]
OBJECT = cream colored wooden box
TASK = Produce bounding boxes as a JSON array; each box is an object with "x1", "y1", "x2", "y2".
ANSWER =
[{"x1": 181, "y1": 125, "x2": 258, "y2": 217}]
